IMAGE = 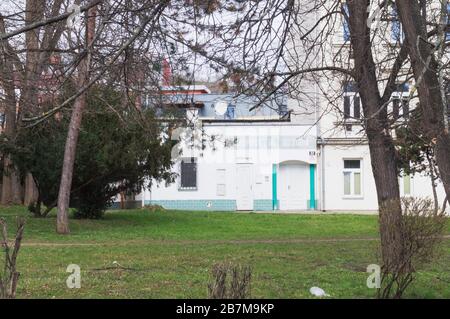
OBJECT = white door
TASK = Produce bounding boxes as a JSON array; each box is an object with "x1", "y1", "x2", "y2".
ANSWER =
[
  {"x1": 278, "y1": 163, "x2": 308, "y2": 210},
  {"x1": 236, "y1": 164, "x2": 253, "y2": 210}
]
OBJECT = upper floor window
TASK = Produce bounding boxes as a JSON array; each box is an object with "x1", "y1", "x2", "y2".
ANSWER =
[
  {"x1": 343, "y1": 159, "x2": 362, "y2": 197},
  {"x1": 343, "y1": 82, "x2": 361, "y2": 120},
  {"x1": 392, "y1": 83, "x2": 409, "y2": 120},
  {"x1": 342, "y1": 2, "x2": 350, "y2": 42},
  {"x1": 180, "y1": 157, "x2": 197, "y2": 190},
  {"x1": 446, "y1": 3, "x2": 450, "y2": 41},
  {"x1": 391, "y1": 6, "x2": 404, "y2": 42}
]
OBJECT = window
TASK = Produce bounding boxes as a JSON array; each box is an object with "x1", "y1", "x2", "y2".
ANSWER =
[
  {"x1": 180, "y1": 157, "x2": 197, "y2": 190},
  {"x1": 391, "y1": 6, "x2": 404, "y2": 42},
  {"x1": 344, "y1": 82, "x2": 361, "y2": 120},
  {"x1": 343, "y1": 159, "x2": 362, "y2": 197},
  {"x1": 392, "y1": 97, "x2": 409, "y2": 120},
  {"x1": 447, "y1": 3, "x2": 450, "y2": 41},
  {"x1": 391, "y1": 83, "x2": 410, "y2": 120},
  {"x1": 343, "y1": 2, "x2": 350, "y2": 42},
  {"x1": 403, "y1": 175, "x2": 411, "y2": 196}
]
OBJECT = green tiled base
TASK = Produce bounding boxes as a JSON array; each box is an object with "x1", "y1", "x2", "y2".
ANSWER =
[
  {"x1": 144, "y1": 200, "x2": 236, "y2": 211},
  {"x1": 254, "y1": 199, "x2": 275, "y2": 211}
]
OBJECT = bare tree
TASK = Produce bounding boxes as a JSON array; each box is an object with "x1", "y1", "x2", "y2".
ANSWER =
[
  {"x1": 0, "y1": 218, "x2": 25, "y2": 299},
  {"x1": 395, "y1": 0, "x2": 450, "y2": 205},
  {"x1": 56, "y1": 5, "x2": 97, "y2": 234}
]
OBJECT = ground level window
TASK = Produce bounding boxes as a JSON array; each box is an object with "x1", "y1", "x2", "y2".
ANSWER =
[
  {"x1": 343, "y1": 159, "x2": 362, "y2": 196},
  {"x1": 402, "y1": 174, "x2": 411, "y2": 196},
  {"x1": 180, "y1": 157, "x2": 197, "y2": 190}
]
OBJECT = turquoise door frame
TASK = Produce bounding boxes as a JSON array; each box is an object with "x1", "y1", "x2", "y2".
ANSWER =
[
  {"x1": 309, "y1": 164, "x2": 316, "y2": 210},
  {"x1": 272, "y1": 164, "x2": 278, "y2": 210},
  {"x1": 273, "y1": 162, "x2": 316, "y2": 210}
]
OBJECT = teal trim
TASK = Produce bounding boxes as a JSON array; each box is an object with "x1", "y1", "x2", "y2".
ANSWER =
[
  {"x1": 309, "y1": 164, "x2": 316, "y2": 210},
  {"x1": 254, "y1": 199, "x2": 273, "y2": 211},
  {"x1": 307, "y1": 200, "x2": 318, "y2": 209},
  {"x1": 143, "y1": 200, "x2": 236, "y2": 211},
  {"x1": 272, "y1": 164, "x2": 278, "y2": 210}
]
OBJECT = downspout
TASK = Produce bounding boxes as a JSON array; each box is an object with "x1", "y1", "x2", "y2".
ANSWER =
[
  {"x1": 314, "y1": 8, "x2": 324, "y2": 211},
  {"x1": 319, "y1": 137, "x2": 326, "y2": 212}
]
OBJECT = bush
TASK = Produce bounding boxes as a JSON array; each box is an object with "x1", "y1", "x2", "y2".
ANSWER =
[
  {"x1": 208, "y1": 262, "x2": 252, "y2": 299},
  {"x1": 378, "y1": 197, "x2": 447, "y2": 299}
]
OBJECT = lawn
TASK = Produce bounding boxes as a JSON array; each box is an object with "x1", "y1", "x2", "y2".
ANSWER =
[{"x1": 1, "y1": 206, "x2": 450, "y2": 299}]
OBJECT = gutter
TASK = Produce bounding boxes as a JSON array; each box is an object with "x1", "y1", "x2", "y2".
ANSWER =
[{"x1": 318, "y1": 137, "x2": 326, "y2": 212}]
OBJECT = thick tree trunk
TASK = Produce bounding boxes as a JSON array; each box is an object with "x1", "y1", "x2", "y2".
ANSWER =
[
  {"x1": 1, "y1": 158, "x2": 23, "y2": 205},
  {"x1": 395, "y1": 0, "x2": 450, "y2": 203},
  {"x1": 56, "y1": 7, "x2": 96, "y2": 234},
  {"x1": 367, "y1": 129, "x2": 403, "y2": 269},
  {"x1": 0, "y1": 57, "x2": 22, "y2": 205},
  {"x1": 24, "y1": 173, "x2": 38, "y2": 206},
  {"x1": 347, "y1": 1, "x2": 404, "y2": 269}
]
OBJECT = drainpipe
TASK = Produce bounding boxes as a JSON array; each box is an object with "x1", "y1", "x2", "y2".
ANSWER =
[{"x1": 319, "y1": 137, "x2": 326, "y2": 212}]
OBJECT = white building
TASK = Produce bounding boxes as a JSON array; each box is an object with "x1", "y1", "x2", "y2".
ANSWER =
[
  {"x1": 119, "y1": 1, "x2": 448, "y2": 212},
  {"x1": 135, "y1": 89, "x2": 319, "y2": 211},
  {"x1": 125, "y1": 85, "x2": 446, "y2": 213}
]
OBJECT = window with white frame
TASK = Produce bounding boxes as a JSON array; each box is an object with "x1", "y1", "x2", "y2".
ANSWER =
[
  {"x1": 343, "y1": 82, "x2": 361, "y2": 120},
  {"x1": 391, "y1": 83, "x2": 410, "y2": 121},
  {"x1": 343, "y1": 159, "x2": 362, "y2": 197},
  {"x1": 401, "y1": 174, "x2": 411, "y2": 196}
]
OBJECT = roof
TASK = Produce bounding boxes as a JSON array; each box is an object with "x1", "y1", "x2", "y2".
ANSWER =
[
  {"x1": 159, "y1": 85, "x2": 211, "y2": 94},
  {"x1": 158, "y1": 93, "x2": 287, "y2": 120}
]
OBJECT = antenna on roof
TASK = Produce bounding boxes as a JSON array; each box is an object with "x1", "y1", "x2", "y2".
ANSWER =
[{"x1": 214, "y1": 101, "x2": 228, "y2": 116}]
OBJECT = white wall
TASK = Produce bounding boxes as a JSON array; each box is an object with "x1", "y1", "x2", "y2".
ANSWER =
[{"x1": 146, "y1": 122, "x2": 317, "y2": 204}]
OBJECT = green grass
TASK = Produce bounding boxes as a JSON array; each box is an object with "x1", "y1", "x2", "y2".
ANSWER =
[{"x1": 1, "y1": 206, "x2": 450, "y2": 298}]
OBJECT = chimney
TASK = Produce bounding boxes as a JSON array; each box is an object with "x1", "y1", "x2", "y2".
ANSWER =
[{"x1": 162, "y1": 58, "x2": 172, "y2": 86}]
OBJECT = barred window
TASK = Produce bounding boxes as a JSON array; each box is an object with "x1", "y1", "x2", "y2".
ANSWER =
[{"x1": 180, "y1": 158, "x2": 197, "y2": 190}]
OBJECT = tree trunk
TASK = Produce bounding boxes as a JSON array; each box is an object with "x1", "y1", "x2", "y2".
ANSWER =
[
  {"x1": 395, "y1": 0, "x2": 450, "y2": 203},
  {"x1": 0, "y1": 52, "x2": 22, "y2": 206},
  {"x1": 347, "y1": 0, "x2": 404, "y2": 269},
  {"x1": 56, "y1": 96, "x2": 85, "y2": 233},
  {"x1": 24, "y1": 173, "x2": 38, "y2": 206},
  {"x1": 56, "y1": 7, "x2": 96, "y2": 234},
  {"x1": 1, "y1": 158, "x2": 23, "y2": 205},
  {"x1": 367, "y1": 129, "x2": 403, "y2": 270}
]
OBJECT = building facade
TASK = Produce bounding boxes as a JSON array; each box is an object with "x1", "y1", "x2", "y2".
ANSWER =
[
  {"x1": 117, "y1": 1, "x2": 449, "y2": 212},
  {"x1": 137, "y1": 90, "x2": 319, "y2": 211}
]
